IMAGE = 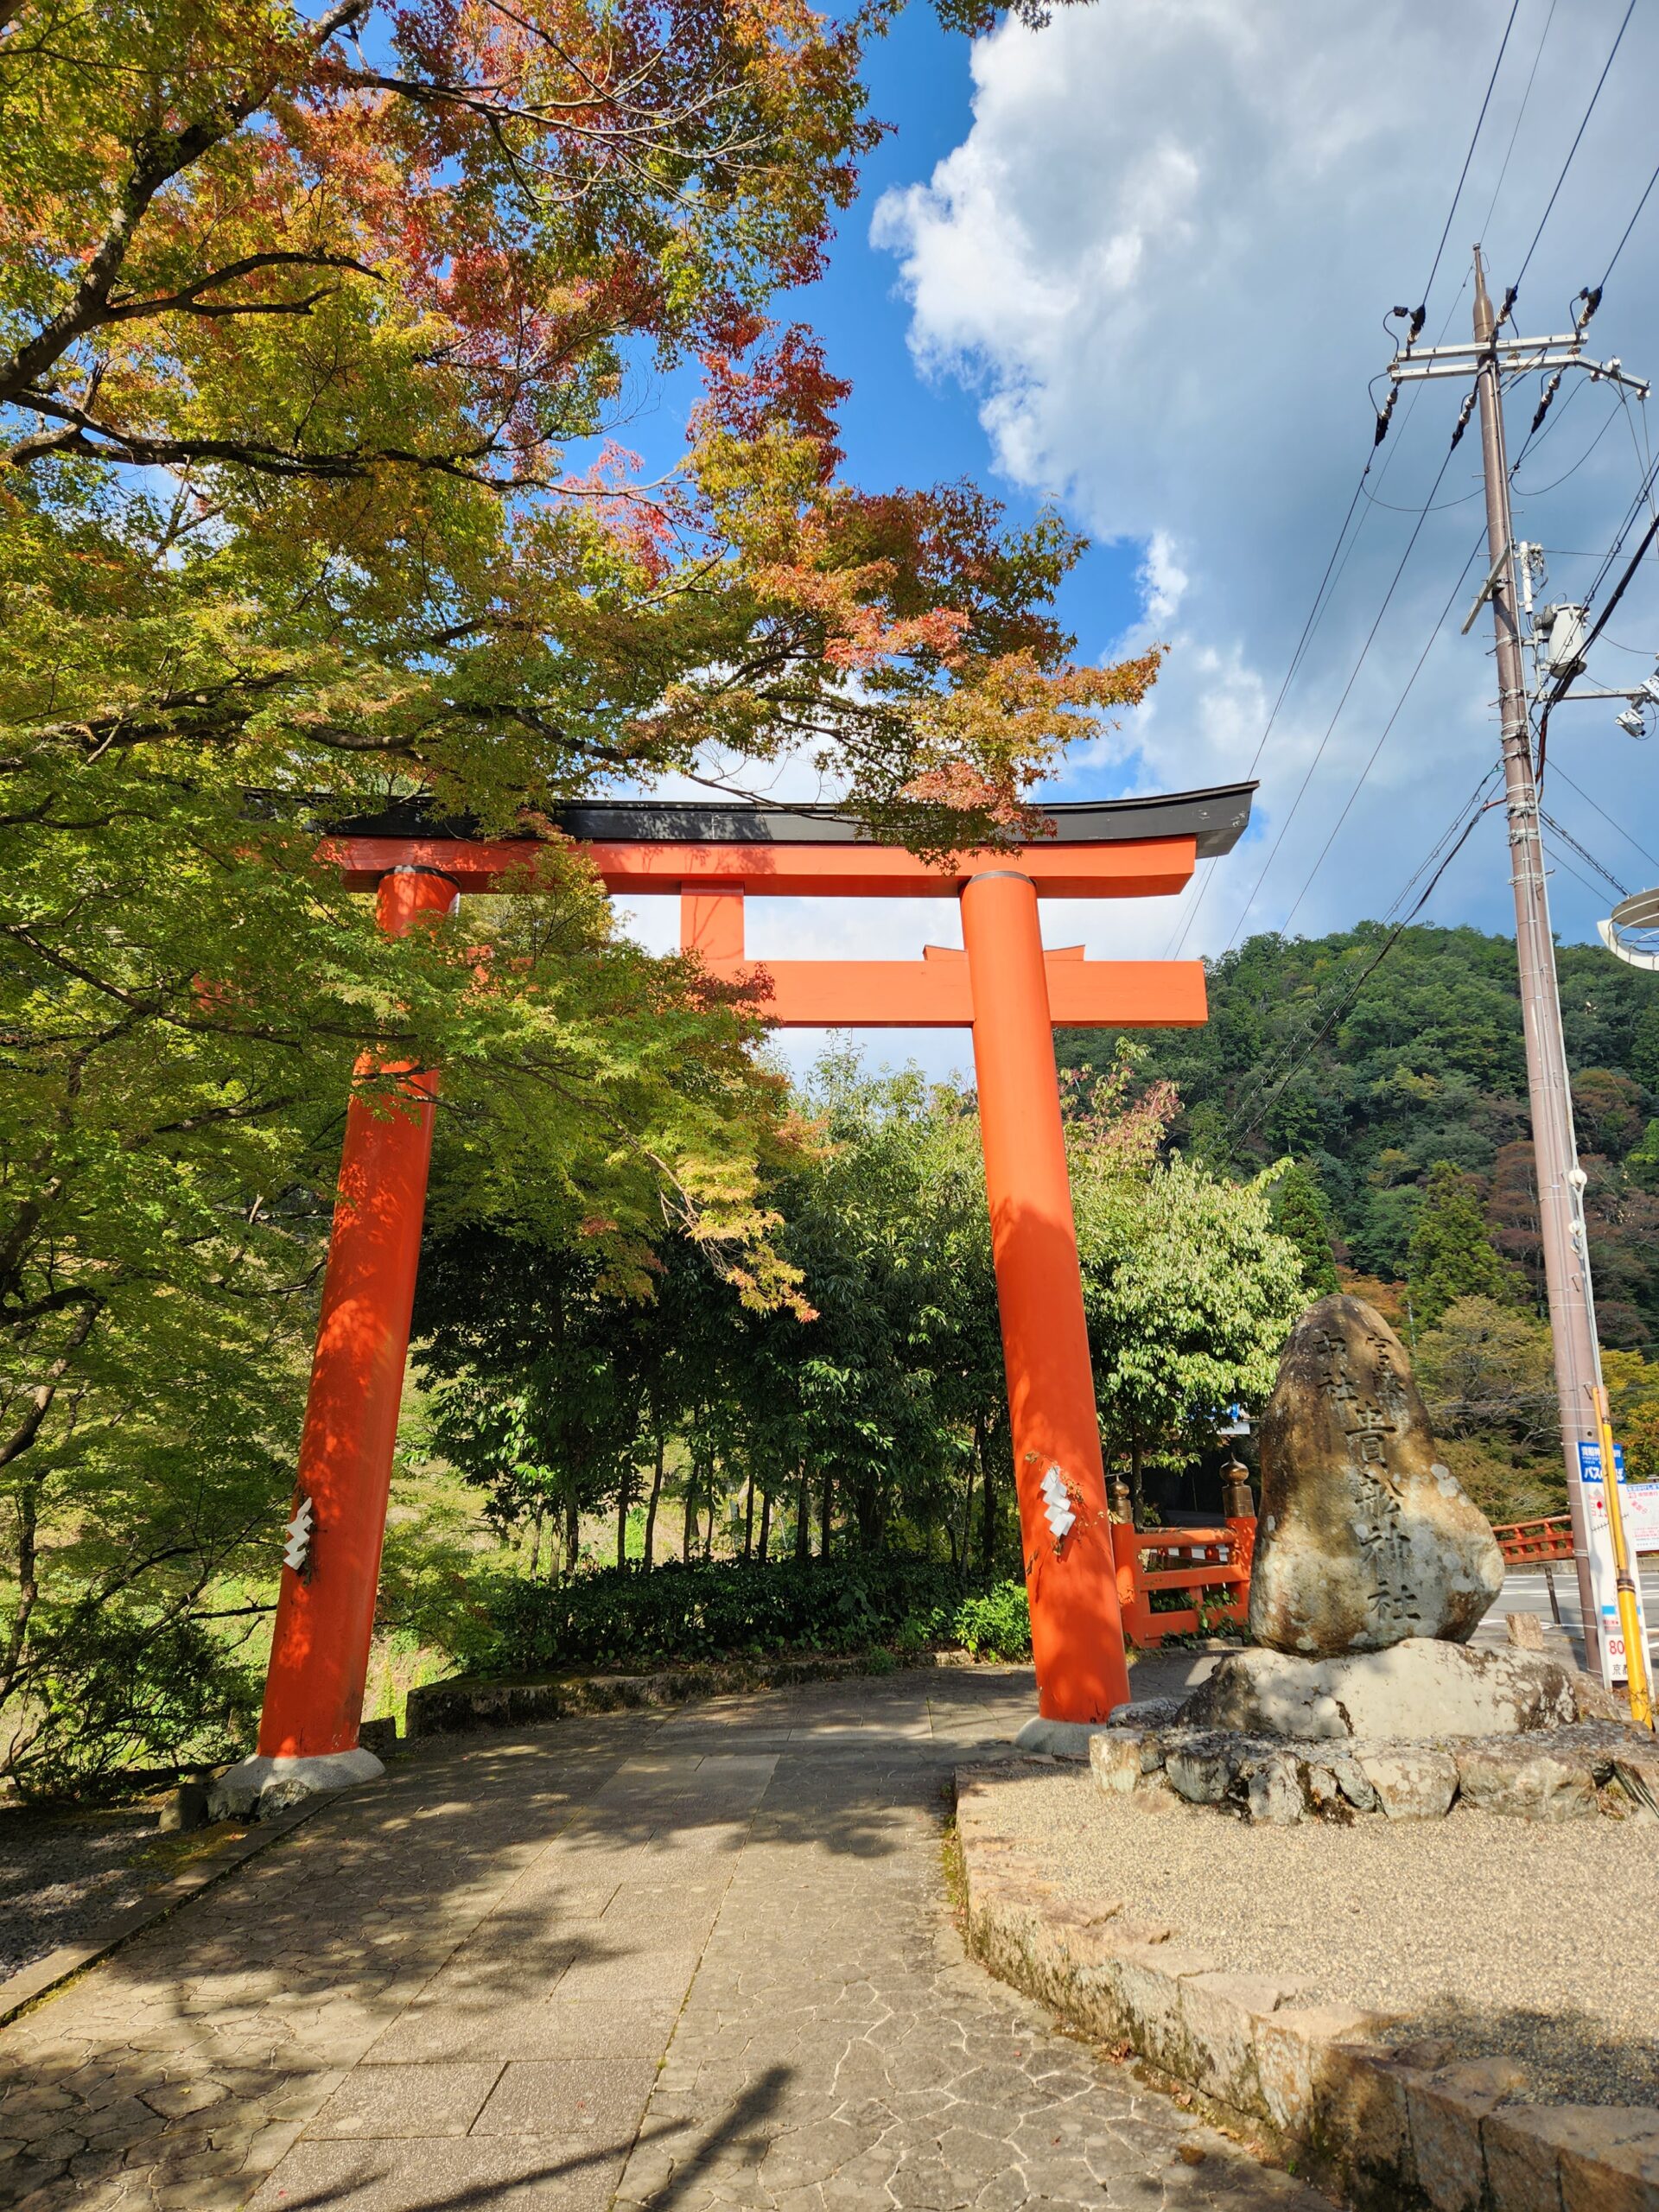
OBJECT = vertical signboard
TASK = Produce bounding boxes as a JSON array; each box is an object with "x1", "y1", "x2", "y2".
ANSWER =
[{"x1": 1576, "y1": 1439, "x2": 1653, "y2": 1688}]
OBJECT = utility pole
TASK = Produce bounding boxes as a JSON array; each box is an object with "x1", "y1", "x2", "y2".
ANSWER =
[
  {"x1": 1467, "y1": 245, "x2": 1604, "y2": 1666},
  {"x1": 1388, "y1": 249, "x2": 1656, "y2": 1681}
]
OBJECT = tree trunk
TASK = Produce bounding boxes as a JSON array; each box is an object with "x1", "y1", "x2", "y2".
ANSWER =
[
  {"x1": 960, "y1": 1427, "x2": 980, "y2": 1586},
  {"x1": 819, "y1": 1467, "x2": 832, "y2": 1560},
  {"x1": 854, "y1": 1480, "x2": 880, "y2": 1552},
  {"x1": 980, "y1": 1429, "x2": 997, "y2": 1573},
  {"x1": 1128, "y1": 1421, "x2": 1145, "y2": 1529},
  {"x1": 795, "y1": 1465, "x2": 810, "y2": 1560},
  {"x1": 528, "y1": 1504, "x2": 544, "y2": 1580},
  {"x1": 0, "y1": 1301, "x2": 99, "y2": 1477},
  {"x1": 564, "y1": 1494, "x2": 580, "y2": 1579},
  {"x1": 0, "y1": 1478, "x2": 39, "y2": 1701},
  {"x1": 742, "y1": 1469, "x2": 755, "y2": 1561},
  {"x1": 758, "y1": 1487, "x2": 772, "y2": 1561},
  {"x1": 682, "y1": 1487, "x2": 695, "y2": 1563},
  {"x1": 642, "y1": 1432, "x2": 665, "y2": 1572}
]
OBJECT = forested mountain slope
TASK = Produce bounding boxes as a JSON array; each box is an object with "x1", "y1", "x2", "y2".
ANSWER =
[{"x1": 1057, "y1": 925, "x2": 1659, "y2": 1350}]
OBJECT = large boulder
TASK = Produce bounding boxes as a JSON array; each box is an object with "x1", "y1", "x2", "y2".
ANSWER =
[
  {"x1": 1176, "y1": 1639, "x2": 1580, "y2": 1740},
  {"x1": 1249, "y1": 1294, "x2": 1503, "y2": 1656}
]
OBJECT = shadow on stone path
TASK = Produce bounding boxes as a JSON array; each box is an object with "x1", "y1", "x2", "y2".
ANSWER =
[{"x1": 1, "y1": 1669, "x2": 1325, "y2": 2210}]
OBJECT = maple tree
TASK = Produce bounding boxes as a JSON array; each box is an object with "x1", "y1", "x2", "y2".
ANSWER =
[{"x1": 1, "y1": 0, "x2": 1149, "y2": 1782}]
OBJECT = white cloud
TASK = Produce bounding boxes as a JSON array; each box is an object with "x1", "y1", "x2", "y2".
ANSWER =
[
  {"x1": 1136, "y1": 530, "x2": 1188, "y2": 633},
  {"x1": 874, "y1": 0, "x2": 1659, "y2": 961}
]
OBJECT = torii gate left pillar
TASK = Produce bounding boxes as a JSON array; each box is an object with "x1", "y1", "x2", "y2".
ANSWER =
[{"x1": 226, "y1": 798, "x2": 1243, "y2": 1807}]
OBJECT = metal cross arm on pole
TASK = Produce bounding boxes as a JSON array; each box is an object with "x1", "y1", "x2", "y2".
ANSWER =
[{"x1": 1389, "y1": 337, "x2": 1649, "y2": 398}]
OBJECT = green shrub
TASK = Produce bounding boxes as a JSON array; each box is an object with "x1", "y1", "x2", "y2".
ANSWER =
[
  {"x1": 950, "y1": 1580, "x2": 1032, "y2": 1660},
  {"x1": 479, "y1": 1555, "x2": 1033, "y2": 1676},
  {"x1": 8, "y1": 1606, "x2": 260, "y2": 1801}
]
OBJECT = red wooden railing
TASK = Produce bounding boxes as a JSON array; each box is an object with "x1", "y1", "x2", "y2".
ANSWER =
[
  {"x1": 1491, "y1": 1515, "x2": 1575, "y2": 1564},
  {"x1": 1111, "y1": 1516, "x2": 1257, "y2": 1648},
  {"x1": 1111, "y1": 1508, "x2": 1641, "y2": 1650}
]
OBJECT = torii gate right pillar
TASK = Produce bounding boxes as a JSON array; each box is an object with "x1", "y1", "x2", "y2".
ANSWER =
[{"x1": 962, "y1": 869, "x2": 1131, "y2": 1722}]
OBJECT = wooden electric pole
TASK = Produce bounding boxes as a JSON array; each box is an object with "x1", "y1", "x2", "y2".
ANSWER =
[
  {"x1": 1466, "y1": 245, "x2": 1604, "y2": 1666},
  {"x1": 1384, "y1": 249, "x2": 1656, "y2": 1711}
]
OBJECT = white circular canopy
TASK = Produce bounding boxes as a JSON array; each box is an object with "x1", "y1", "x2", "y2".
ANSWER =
[{"x1": 1599, "y1": 887, "x2": 1659, "y2": 970}]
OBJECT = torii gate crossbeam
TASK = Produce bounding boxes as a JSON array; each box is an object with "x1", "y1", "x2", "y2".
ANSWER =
[{"x1": 233, "y1": 785, "x2": 1255, "y2": 1804}]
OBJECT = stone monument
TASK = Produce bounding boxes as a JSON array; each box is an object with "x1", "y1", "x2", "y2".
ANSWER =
[
  {"x1": 1248, "y1": 1294, "x2": 1503, "y2": 1655},
  {"x1": 1085, "y1": 1294, "x2": 1656, "y2": 1823}
]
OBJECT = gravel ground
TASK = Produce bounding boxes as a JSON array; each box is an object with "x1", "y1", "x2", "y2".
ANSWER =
[
  {"x1": 982, "y1": 1765, "x2": 1659, "y2": 2107},
  {"x1": 0, "y1": 1802, "x2": 177, "y2": 1983}
]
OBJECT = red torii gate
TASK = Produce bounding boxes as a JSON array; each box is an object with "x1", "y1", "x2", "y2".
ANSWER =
[{"x1": 232, "y1": 783, "x2": 1254, "y2": 1802}]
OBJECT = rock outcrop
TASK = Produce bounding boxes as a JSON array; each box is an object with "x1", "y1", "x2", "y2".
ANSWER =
[{"x1": 1248, "y1": 1294, "x2": 1503, "y2": 1656}]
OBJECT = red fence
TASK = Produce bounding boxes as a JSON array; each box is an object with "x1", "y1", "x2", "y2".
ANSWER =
[
  {"x1": 1491, "y1": 1515, "x2": 1575, "y2": 1564},
  {"x1": 1111, "y1": 1516, "x2": 1256, "y2": 1648},
  {"x1": 1112, "y1": 1508, "x2": 1641, "y2": 1649}
]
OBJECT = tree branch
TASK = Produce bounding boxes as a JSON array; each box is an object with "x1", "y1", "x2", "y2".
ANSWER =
[
  {"x1": 0, "y1": 1301, "x2": 100, "y2": 1471},
  {"x1": 100, "y1": 251, "x2": 377, "y2": 326},
  {"x1": 0, "y1": 0, "x2": 372, "y2": 409}
]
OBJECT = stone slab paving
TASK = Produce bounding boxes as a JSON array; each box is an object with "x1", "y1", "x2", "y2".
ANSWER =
[{"x1": 1, "y1": 1667, "x2": 1324, "y2": 2212}]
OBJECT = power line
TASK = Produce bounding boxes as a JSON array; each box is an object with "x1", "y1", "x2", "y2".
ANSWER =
[
  {"x1": 1474, "y1": 0, "x2": 1560, "y2": 242},
  {"x1": 1278, "y1": 534, "x2": 1486, "y2": 935},
  {"x1": 1228, "y1": 775, "x2": 1500, "y2": 1147},
  {"x1": 1168, "y1": 2, "x2": 1644, "y2": 967},
  {"x1": 1513, "y1": 0, "x2": 1637, "y2": 292},
  {"x1": 1511, "y1": 396, "x2": 1618, "y2": 494},
  {"x1": 1540, "y1": 806, "x2": 1629, "y2": 896},
  {"x1": 1541, "y1": 832, "x2": 1626, "y2": 908},
  {"x1": 1220, "y1": 766, "x2": 1499, "y2": 1144},
  {"x1": 1421, "y1": 0, "x2": 1522, "y2": 308},
  {"x1": 1359, "y1": 480, "x2": 1483, "y2": 514},
  {"x1": 1548, "y1": 763, "x2": 1659, "y2": 876},
  {"x1": 1581, "y1": 485, "x2": 1659, "y2": 636},
  {"x1": 1219, "y1": 435, "x2": 1462, "y2": 957},
  {"x1": 1618, "y1": 386, "x2": 1657, "y2": 522},
  {"x1": 1597, "y1": 151, "x2": 1659, "y2": 294},
  {"x1": 1167, "y1": 8, "x2": 1519, "y2": 966},
  {"x1": 1530, "y1": 456, "x2": 1659, "y2": 791},
  {"x1": 1164, "y1": 458, "x2": 1374, "y2": 958}
]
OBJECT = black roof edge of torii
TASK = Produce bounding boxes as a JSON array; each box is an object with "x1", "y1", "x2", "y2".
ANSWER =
[{"x1": 313, "y1": 781, "x2": 1258, "y2": 861}]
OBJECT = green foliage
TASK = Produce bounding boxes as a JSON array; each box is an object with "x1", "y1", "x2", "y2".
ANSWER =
[
  {"x1": 1413, "y1": 1296, "x2": 1558, "y2": 1451},
  {"x1": 950, "y1": 1581, "x2": 1032, "y2": 1660},
  {"x1": 1626, "y1": 1119, "x2": 1659, "y2": 1194},
  {"x1": 3, "y1": 0, "x2": 1135, "y2": 1783},
  {"x1": 1408, "y1": 1162, "x2": 1516, "y2": 1329},
  {"x1": 1271, "y1": 1160, "x2": 1340, "y2": 1295},
  {"x1": 1056, "y1": 925, "x2": 1659, "y2": 1336},
  {"x1": 480, "y1": 1555, "x2": 1022, "y2": 1675},
  {"x1": 1073, "y1": 1119, "x2": 1306, "y2": 1508},
  {"x1": 1604, "y1": 1349, "x2": 1659, "y2": 1483},
  {"x1": 7, "y1": 1607, "x2": 261, "y2": 1802}
]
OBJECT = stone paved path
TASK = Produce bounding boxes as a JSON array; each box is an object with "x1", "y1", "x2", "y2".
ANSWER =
[{"x1": 1, "y1": 1670, "x2": 1325, "y2": 2212}]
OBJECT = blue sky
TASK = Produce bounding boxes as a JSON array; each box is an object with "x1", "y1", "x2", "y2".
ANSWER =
[
  {"x1": 620, "y1": 0, "x2": 1659, "y2": 1081},
  {"x1": 798, "y1": 3, "x2": 1148, "y2": 704}
]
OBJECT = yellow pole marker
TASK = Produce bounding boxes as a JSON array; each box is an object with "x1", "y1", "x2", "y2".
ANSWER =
[{"x1": 1594, "y1": 1386, "x2": 1654, "y2": 1732}]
